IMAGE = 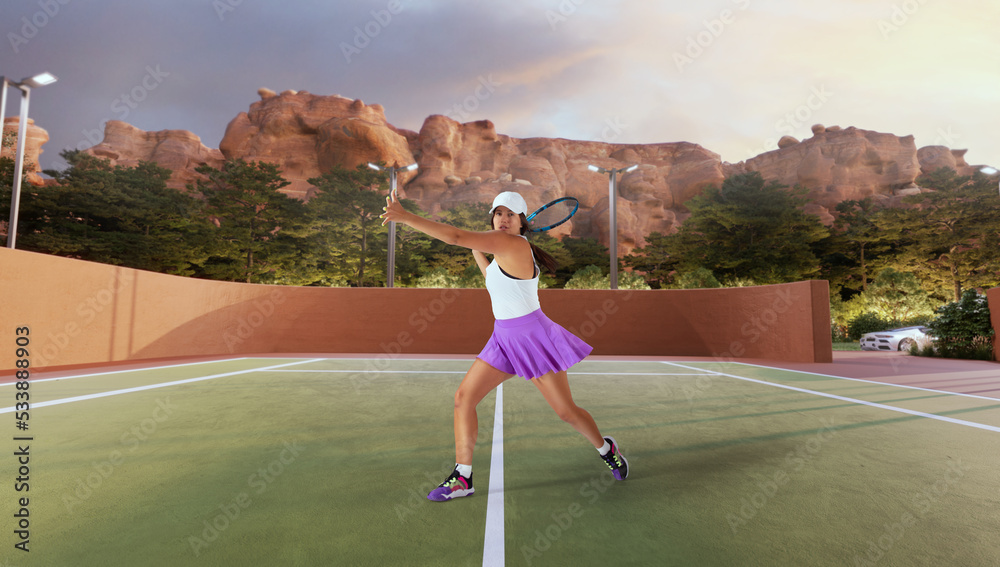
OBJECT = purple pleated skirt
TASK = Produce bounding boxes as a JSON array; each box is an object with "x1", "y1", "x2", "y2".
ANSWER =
[{"x1": 477, "y1": 309, "x2": 593, "y2": 380}]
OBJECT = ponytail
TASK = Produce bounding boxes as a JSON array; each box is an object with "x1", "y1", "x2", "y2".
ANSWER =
[{"x1": 528, "y1": 242, "x2": 558, "y2": 274}]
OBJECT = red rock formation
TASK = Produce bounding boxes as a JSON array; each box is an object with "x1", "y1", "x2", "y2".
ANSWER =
[
  {"x1": 2, "y1": 117, "x2": 48, "y2": 185},
  {"x1": 219, "y1": 89, "x2": 416, "y2": 198},
  {"x1": 402, "y1": 116, "x2": 725, "y2": 250},
  {"x1": 916, "y1": 145, "x2": 976, "y2": 176},
  {"x1": 68, "y1": 94, "x2": 992, "y2": 255},
  {"x1": 729, "y1": 126, "x2": 925, "y2": 222},
  {"x1": 83, "y1": 120, "x2": 224, "y2": 191}
]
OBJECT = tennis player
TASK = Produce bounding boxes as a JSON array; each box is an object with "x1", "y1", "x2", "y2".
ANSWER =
[{"x1": 381, "y1": 190, "x2": 628, "y2": 502}]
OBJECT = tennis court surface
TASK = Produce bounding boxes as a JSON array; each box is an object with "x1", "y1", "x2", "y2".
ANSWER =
[{"x1": 3, "y1": 352, "x2": 999, "y2": 566}]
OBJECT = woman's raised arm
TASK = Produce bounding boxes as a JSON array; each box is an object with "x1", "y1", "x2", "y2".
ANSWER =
[{"x1": 381, "y1": 192, "x2": 521, "y2": 257}]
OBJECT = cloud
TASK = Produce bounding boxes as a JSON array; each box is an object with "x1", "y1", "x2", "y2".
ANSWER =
[{"x1": 5, "y1": 0, "x2": 998, "y2": 171}]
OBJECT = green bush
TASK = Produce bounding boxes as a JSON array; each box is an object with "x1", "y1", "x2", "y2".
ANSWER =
[
  {"x1": 618, "y1": 271, "x2": 652, "y2": 290},
  {"x1": 563, "y1": 265, "x2": 650, "y2": 290},
  {"x1": 846, "y1": 312, "x2": 897, "y2": 341},
  {"x1": 831, "y1": 323, "x2": 850, "y2": 343},
  {"x1": 564, "y1": 265, "x2": 607, "y2": 289},
  {"x1": 865, "y1": 268, "x2": 937, "y2": 322},
  {"x1": 830, "y1": 293, "x2": 867, "y2": 330},
  {"x1": 675, "y1": 267, "x2": 720, "y2": 289},
  {"x1": 924, "y1": 290, "x2": 995, "y2": 360}
]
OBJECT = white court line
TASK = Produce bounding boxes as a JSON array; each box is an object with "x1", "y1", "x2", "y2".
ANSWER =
[
  {"x1": 1, "y1": 357, "x2": 253, "y2": 385},
  {"x1": 0, "y1": 359, "x2": 322, "y2": 414},
  {"x1": 264, "y1": 369, "x2": 706, "y2": 376},
  {"x1": 662, "y1": 361, "x2": 1000, "y2": 434},
  {"x1": 731, "y1": 361, "x2": 1000, "y2": 403},
  {"x1": 483, "y1": 382, "x2": 504, "y2": 567},
  {"x1": 263, "y1": 369, "x2": 470, "y2": 374}
]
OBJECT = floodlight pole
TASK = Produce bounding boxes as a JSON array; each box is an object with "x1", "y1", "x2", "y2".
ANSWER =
[
  {"x1": 368, "y1": 162, "x2": 417, "y2": 288},
  {"x1": 2, "y1": 78, "x2": 32, "y2": 249},
  {"x1": 2, "y1": 72, "x2": 57, "y2": 249},
  {"x1": 588, "y1": 164, "x2": 637, "y2": 289}
]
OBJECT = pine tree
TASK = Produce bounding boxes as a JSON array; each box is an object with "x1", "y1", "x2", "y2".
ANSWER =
[
  {"x1": 624, "y1": 231, "x2": 678, "y2": 289},
  {"x1": 306, "y1": 165, "x2": 397, "y2": 287},
  {"x1": 828, "y1": 197, "x2": 893, "y2": 292},
  {"x1": 22, "y1": 151, "x2": 212, "y2": 275},
  {"x1": 877, "y1": 168, "x2": 1000, "y2": 301},
  {"x1": 667, "y1": 172, "x2": 829, "y2": 284},
  {"x1": 194, "y1": 158, "x2": 307, "y2": 283}
]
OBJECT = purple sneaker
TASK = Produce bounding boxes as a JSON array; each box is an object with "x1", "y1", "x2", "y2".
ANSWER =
[
  {"x1": 427, "y1": 469, "x2": 474, "y2": 501},
  {"x1": 601, "y1": 436, "x2": 629, "y2": 480}
]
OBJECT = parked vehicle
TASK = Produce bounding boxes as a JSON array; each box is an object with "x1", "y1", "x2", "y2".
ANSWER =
[{"x1": 859, "y1": 326, "x2": 933, "y2": 351}]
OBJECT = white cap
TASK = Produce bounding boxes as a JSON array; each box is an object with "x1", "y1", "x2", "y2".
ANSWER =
[{"x1": 489, "y1": 191, "x2": 528, "y2": 216}]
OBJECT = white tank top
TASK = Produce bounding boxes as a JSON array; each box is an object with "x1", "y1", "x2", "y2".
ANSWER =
[{"x1": 484, "y1": 239, "x2": 541, "y2": 320}]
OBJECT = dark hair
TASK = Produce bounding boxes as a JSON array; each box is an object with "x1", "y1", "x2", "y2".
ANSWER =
[{"x1": 488, "y1": 211, "x2": 558, "y2": 274}]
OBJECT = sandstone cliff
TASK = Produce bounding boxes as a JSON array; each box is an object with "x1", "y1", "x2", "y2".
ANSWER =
[
  {"x1": 2, "y1": 117, "x2": 49, "y2": 185},
  {"x1": 76, "y1": 90, "x2": 990, "y2": 255},
  {"x1": 84, "y1": 120, "x2": 224, "y2": 190},
  {"x1": 218, "y1": 88, "x2": 417, "y2": 199}
]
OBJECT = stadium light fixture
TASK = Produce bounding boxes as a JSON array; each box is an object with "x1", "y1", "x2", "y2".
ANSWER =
[
  {"x1": 22, "y1": 72, "x2": 57, "y2": 88},
  {"x1": 2, "y1": 72, "x2": 57, "y2": 249},
  {"x1": 586, "y1": 163, "x2": 638, "y2": 289},
  {"x1": 367, "y1": 161, "x2": 418, "y2": 288}
]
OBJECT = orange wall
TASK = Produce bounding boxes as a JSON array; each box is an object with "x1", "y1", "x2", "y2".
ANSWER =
[{"x1": 1, "y1": 248, "x2": 833, "y2": 372}]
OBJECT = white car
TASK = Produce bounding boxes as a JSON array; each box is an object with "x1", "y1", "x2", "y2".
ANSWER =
[{"x1": 859, "y1": 326, "x2": 933, "y2": 352}]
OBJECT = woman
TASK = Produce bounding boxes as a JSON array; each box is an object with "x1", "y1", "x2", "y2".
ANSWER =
[{"x1": 381, "y1": 190, "x2": 628, "y2": 502}]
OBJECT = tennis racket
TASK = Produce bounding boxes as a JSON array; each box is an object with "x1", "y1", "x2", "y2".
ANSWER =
[{"x1": 525, "y1": 197, "x2": 579, "y2": 232}]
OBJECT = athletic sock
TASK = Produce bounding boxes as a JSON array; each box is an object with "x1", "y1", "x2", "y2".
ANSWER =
[
  {"x1": 597, "y1": 439, "x2": 611, "y2": 456},
  {"x1": 455, "y1": 463, "x2": 472, "y2": 478}
]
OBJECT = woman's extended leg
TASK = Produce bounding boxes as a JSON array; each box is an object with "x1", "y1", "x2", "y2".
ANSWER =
[
  {"x1": 454, "y1": 358, "x2": 512, "y2": 464},
  {"x1": 428, "y1": 358, "x2": 511, "y2": 502},
  {"x1": 532, "y1": 369, "x2": 630, "y2": 480},
  {"x1": 530, "y1": 370, "x2": 604, "y2": 448}
]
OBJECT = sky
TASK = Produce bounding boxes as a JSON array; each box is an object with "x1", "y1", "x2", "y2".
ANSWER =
[{"x1": 2, "y1": 0, "x2": 998, "y2": 173}]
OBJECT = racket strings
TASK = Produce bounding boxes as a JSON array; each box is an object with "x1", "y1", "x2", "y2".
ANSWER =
[{"x1": 527, "y1": 197, "x2": 579, "y2": 232}]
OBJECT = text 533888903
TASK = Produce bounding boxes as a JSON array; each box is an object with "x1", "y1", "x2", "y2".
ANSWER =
[{"x1": 13, "y1": 326, "x2": 33, "y2": 552}]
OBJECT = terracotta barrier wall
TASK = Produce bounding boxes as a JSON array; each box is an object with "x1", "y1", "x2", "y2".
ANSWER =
[
  {"x1": 988, "y1": 287, "x2": 1000, "y2": 361},
  {"x1": 1, "y1": 248, "x2": 832, "y2": 372}
]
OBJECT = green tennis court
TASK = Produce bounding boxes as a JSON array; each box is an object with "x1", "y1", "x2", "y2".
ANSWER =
[{"x1": 4, "y1": 356, "x2": 1000, "y2": 566}]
